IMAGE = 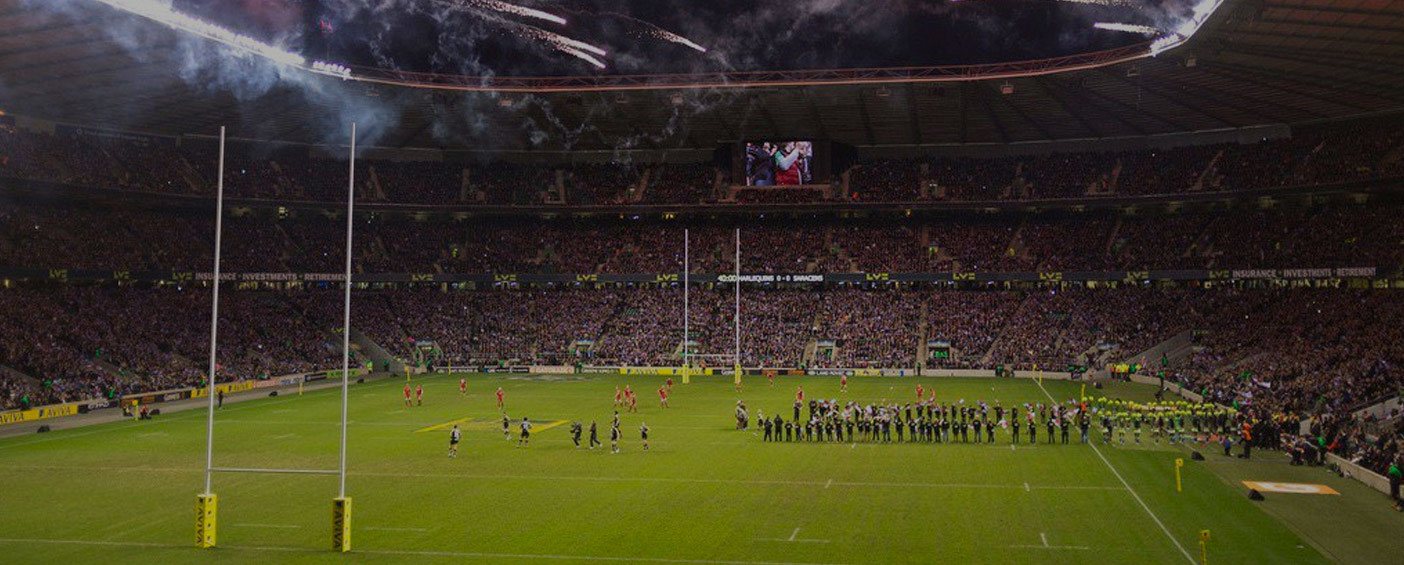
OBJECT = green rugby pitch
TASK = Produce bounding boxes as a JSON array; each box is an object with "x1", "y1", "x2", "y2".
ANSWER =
[{"x1": 0, "y1": 373, "x2": 1390, "y2": 564}]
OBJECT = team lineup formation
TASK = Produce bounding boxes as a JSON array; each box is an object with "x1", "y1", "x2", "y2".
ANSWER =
[
  {"x1": 744, "y1": 384, "x2": 1246, "y2": 449},
  {"x1": 433, "y1": 376, "x2": 1251, "y2": 455}
]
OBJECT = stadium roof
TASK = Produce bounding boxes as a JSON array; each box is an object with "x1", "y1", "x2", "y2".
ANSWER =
[{"x1": 0, "y1": 0, "x2": 1400, "y2": 151}]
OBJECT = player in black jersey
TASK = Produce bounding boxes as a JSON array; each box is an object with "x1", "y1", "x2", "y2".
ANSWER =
[{"x1": 518, "y1": 417, "x2": 532, "y2": 447}]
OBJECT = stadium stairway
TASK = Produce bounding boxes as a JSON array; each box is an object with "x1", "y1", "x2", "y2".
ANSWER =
[
  {"x1": 632, "y1": 167, "x2": 652, "y2": 203},
  {"x1": 0, "y1": 363, "x2": 39, "y2": 388},
  {"x1": 1191, "y1": 149, "x2": 1223, "y2": 192},
  {"x1": 978, "y1": 293, "x2": 1033, "y2": 367},
  {"x1": 458, "y1": 168, "x2": 473, "y2": 202},
  {"x1": 366, "y1": 166, "x2": 388, "y2": 201},
  {"x1": 1102, "y1": 215, "x2": 1123, "y2": 258},
  {"x1": 89, "y1": 358, "x2": 127, "y2": 380},
  {"x1": 1115, "y1": 329, "x2": 1196, "y2": 373},
  {"x1": 175, "y1": 156, "x2": 206, "y2": 193},
  {"x1": 349, "y1": 326, "x2": 405, "y2": 375}
]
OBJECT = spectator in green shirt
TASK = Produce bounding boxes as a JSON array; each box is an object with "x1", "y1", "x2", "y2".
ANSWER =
[{"x1": 1388, "y1": 459, "x2": 1402, "y2": 511}]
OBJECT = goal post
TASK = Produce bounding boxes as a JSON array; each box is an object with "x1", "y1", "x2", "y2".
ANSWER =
[
  {"x1": 196, "y1": 123, "x2": 359, "y2": 553},
  {"x1": 682, "y1": 229, "x2": 689, "y2": 384},
  {"x1": 196, "y1": 126, "x2": 227, "y2": 549}
]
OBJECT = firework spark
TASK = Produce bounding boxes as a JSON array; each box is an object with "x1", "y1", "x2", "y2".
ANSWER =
[
  {"x1": 1093, "y1": 22, "x2": 1161, "y2": 35},
  {"x1": 511, "y1": 24, "x2": 609, "y2": 68},
  {"x1": 604, "y1": 12, "x2": 708, "y2": 53},
  {"x1": 467, "y1": 0, "x2": 566, "y2": 26},
  {"x1": 559, "y1": 47, "x2": 607, "y2": 69}
]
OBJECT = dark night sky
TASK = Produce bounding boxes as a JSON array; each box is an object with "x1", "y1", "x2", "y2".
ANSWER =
[{"x1": 175, "y1": 0, "x2": 1185, "y2": 77}]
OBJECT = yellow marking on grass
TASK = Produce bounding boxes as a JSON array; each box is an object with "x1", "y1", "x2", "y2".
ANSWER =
[
  {"x1": 530, "y1": 420, "x2": 568, "y2": 433},
  {"x1": 417, "y1": 418, "x2": 568, "y2": 434},
  {"x1": 417, "y1": 417, "x2": 475, "y2": 433}
]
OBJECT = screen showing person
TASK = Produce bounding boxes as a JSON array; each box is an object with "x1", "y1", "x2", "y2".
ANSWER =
[{"x1": 745, "y1": 141, "x2": 814, "y2": 186}]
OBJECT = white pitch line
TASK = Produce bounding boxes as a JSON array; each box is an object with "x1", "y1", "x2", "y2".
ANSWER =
[
  {"x1": 789, "y1": 528, "x2": 800, "y2": 542},
  {"x1": 1040, "y1": 532, "x2": 1048, "y2": 547},
  {"x1": 825, "y1": 478, "x2": 833, "y2": 489},
  {"x1": 0, "y1": 463, "x2": 1125, "y2": 491},
  {"x1": 1008, "y1": 544, "x2": 1090, "y2": 551},
  {"x1": 0, "y1": 537, "x2": 848, "y2": 564},
  {"x1": 234, "y1": 523, "x2": 300, "y2": 529},
  {"x1": 1034, "y1": 380, "x2": 1195, "y2": 564},
  {"x1": 1024, "y1": 482, "x2": 1030, "y2": 493}
]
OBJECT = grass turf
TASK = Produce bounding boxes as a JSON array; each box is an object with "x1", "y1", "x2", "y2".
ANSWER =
[{"x1": 0, "y1": 373, "x2": 1359, "y2": 564}]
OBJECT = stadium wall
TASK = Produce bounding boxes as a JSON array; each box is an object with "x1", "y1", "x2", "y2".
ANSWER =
[
  {"x1": 1325, "y1": 453, "x2": 1396, "y2": 498},
  {"x1": 1127, "y1": 374, "x2": 1205, "y2": 403},
  {"x1": 0, "y1": 368, "x2": 368, "y2": 427}
]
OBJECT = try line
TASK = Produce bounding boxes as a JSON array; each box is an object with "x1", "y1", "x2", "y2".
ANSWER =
[{"x1": 1034, "y1": 379, "x2": 1195, "y2": 563}]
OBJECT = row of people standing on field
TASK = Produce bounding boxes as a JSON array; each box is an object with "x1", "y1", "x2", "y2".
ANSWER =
[{"x1": 758, "y1": 399, "x2": 1094, "y2": 445}]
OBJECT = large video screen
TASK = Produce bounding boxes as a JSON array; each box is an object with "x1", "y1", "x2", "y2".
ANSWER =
[{"x1": 741, "y1": 141, "x2": 817, "y2": 186}]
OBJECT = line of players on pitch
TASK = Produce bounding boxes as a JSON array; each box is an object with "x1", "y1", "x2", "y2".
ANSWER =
[
  {"x1": 748, "y1": 384, "x2": 1238, "y2": 446},
  {"x1": 447, "y1": 378, "x2": 656, "y2": 458}
]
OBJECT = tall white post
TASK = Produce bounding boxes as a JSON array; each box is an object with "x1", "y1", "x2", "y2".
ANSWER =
[
  {"x1": 338, "y1": 123, "x2": 356, "y2": 499},
  {"x1": 683, "y1": 229, "x2": 689, "y2": 373},
  {"x1": 734, "y1": 228, "x2": 740, "y2": 373},
  {"x1": 202, "y1": 126, "x2": 226, "y2": 495}
]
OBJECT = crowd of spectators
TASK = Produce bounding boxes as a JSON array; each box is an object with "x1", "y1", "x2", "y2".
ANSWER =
[
  {"x1": 0, "y1": 286, "x2": 345, "y2": 410},
  {"x1": 564, "y1": 163, "x2": 640, "y2": 205},
  {"x1": 5, "y1": 285, "x2": 1399, "y2": 424},
  {"x1": 7, "y1": 118, "x2": 1398, "y2": 208},
  {"x1": 645, "y1": 163, "x2": 716, "y2": 204},
  {"x1": 848, "y1": 159, "x2": 922, "y2": 202},
  {"x1": 3, "y1": 200, "x2": 1401, "y2": 276}
]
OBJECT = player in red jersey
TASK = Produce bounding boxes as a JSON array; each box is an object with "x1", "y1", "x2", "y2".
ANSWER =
[
  {"x1": 628, "y1": 390, "x2": 639, "y2": 413},
  {"x1": 614, "y1": 386, "x2": 623, "y2": 407},
  {"x1": 665, "y1": 377, "x2": 674, "y2": 390},
  {"x1": 767, "y1": 371, "x2": 775, "y2": 387},
  {"x1": 415, "y1": 385, "x2": 424, "y2": 407},
  {"x1": 459, "y1": 378, "x2": 467, "y2": 395},
  {"x1": 796, "y1": 386, "x2": 804, "y2": 403},
  {"x1": 916, "y1": 384, "x2": 924, "y2": 401},
  {"x1": 658, "y1": 385, "x2": 669, "y2": 408},
  {"x1": 403, "y1": 384, "x2": 412, "y2": 407},
  {"x1": 495, "y1": 387, "x2": 505, "y2": 409},
  {"x1": 840, "y1": 374, "x2": 848, "y2": 393}
]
